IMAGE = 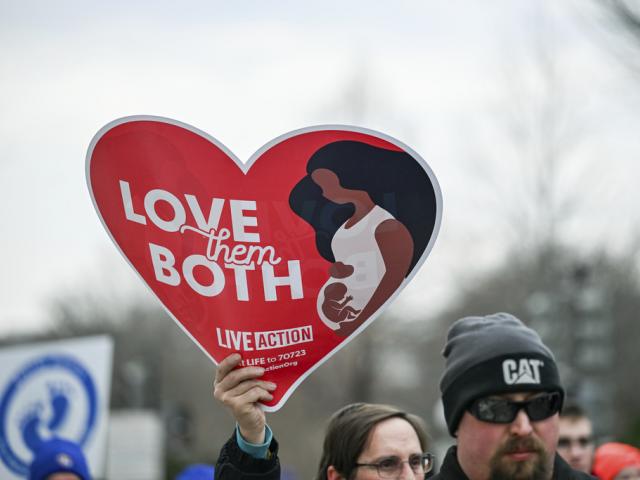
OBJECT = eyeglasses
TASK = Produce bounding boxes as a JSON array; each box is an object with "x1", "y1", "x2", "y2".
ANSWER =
[
  {"x1": 355, "y1": 453, "x2": 434, "y2": 478},
  {"x1": 468, "y1": 391, "x2": 562, "y2": 424},
  {"x1": 558, "y1": 436, "x2": 593, "y2": 449}
]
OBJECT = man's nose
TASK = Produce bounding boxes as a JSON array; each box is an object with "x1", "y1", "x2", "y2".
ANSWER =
[
  {"x1": 569, "y1": 443, "x2": 584, "y2": 456},
  {"x1": 509, "y1": 408, "x2": 534, "y2": 436}
]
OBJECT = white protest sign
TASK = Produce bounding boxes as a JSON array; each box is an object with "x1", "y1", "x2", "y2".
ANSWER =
[{"x1": 0, "y1": 336, "x2": 113, "y2": 479}]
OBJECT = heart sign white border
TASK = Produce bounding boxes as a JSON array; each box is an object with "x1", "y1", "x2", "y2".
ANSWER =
[{"x1": 86, "y1": 116, "x2": 442, "y2": 411}]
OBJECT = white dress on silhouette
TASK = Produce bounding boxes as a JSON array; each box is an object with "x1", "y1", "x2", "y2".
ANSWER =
[{"x1": 317, "y1": 205, "x2": 395, "y2": 330}]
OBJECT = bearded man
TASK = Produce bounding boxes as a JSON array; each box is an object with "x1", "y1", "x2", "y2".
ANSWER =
[{"x1": 431, "y1": 313, "x2": 596, "y2": 480}]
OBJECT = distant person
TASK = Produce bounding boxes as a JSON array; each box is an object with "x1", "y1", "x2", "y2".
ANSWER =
[
  {"x1": 592, "y1": 442, "x2": 640, "y2": 480},
  {"x1": 213, "y1": 353, "x2": 434, "y2": 480},
  {"x1": 557, "y1": 404, "x2": 595, "y2": 473},
  {"x1": 29, "y1": 437, "x2": 90, "y2": 480},
  {"x1": 176, "y1": 464, "x2": 215, "y2": 480},
  {"x1": 432, "y1": 312, "x2": 595, "y2": 479}
]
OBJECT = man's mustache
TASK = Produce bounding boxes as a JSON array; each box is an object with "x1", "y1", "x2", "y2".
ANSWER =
[{"x1": 499, "y1": 436, "x2": 546, "y2": 455}]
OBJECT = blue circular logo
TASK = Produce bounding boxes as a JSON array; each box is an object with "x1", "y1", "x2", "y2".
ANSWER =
[{"x1": 0, "y1": 355, "x2": 98, "y2": 475}]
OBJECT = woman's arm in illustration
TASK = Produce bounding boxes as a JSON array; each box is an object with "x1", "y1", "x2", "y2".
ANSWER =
[{"x1": 336, "y1": 219, "x2": 413, "y2": 337}]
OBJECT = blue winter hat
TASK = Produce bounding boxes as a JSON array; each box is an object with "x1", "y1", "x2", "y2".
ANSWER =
[
  {"x1": 176, "y1": 464, "x2": 215, "y2": 480},
  {"x1": 29, "y1": 437, "x2": 90, "y2": 480}
]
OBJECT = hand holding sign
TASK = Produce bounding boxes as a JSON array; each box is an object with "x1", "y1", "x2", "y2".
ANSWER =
[
  {"x1": 213, "y1": 353, "x2": 274, "y2": 444},
  {"x1": 86, "y1": 117, "x2": 441, "y2": 410}
]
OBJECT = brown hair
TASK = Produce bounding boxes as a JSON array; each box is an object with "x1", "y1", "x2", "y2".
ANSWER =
[
  {"x1": 314, "y1": 403, "x2": 429, "y2": 480},
  {"x1": 560, "y1": 403, "x2": 588, "y2": 421}
]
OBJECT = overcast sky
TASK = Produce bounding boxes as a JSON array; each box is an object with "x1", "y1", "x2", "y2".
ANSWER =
[{"x1": 1, "y1": 0, "x2": 638, "y2": 335}]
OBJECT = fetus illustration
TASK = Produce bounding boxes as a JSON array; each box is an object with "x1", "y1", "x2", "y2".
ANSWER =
[{"x1": 321, "y1": 282, "x2": 361, "y2": 323}]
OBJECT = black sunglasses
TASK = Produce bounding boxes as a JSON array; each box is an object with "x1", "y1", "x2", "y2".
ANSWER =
[{"x1": 468, "y1": 391, "x2": 562, "y2": 424}]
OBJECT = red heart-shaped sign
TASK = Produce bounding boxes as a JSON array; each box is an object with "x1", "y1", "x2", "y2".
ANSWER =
[{"x1": 86, "y1": 117, "x2": 441, "y2": 410}]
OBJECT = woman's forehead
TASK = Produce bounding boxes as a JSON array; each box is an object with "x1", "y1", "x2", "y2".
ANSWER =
[{"x1": 311, "y1": 167, "x2": 338, "y2": 178}]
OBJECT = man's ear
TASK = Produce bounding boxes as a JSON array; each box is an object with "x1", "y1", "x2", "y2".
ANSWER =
[{"x1": 327, "y1": 465, "x2": 346, "y2": 480}]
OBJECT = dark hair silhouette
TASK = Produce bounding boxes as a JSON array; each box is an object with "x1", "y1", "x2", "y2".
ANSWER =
[{"x1": 289, "y1": 140, "x2": 437, "y2": 272}]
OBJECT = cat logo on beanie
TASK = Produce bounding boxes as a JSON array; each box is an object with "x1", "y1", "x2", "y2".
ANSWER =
[{"x1": 502, "y1": 358, "x2": 544, "y2": 385}]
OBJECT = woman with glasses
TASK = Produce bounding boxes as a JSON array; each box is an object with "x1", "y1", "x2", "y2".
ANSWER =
[{"x1": 213, "y1": 353, "x2": 434, "y2": 480}]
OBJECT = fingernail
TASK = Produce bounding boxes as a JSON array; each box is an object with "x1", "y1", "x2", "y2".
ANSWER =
[{"x1": 266, "y1": 382, "x2": 277, "y2": 390}]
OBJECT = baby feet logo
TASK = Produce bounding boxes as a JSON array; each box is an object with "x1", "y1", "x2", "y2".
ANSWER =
[
  {"x1": 87, "y1": 117, "x2": 441, "y2": 410},
  {"x1": 0, "y1": 355, "x2": 97, "y2": 475}
]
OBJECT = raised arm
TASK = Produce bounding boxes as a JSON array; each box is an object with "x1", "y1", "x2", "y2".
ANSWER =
[
  {"x1": 214, "y1": 354, "x2": 280, "y2": 480},
  {"x1": 213, "y1": 353, "x2": 276, "y2": 444}
]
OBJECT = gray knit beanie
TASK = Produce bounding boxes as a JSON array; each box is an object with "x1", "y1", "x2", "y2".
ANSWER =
[{"x1": 440, "y1": 312, "x2": 564, "y2": 436}]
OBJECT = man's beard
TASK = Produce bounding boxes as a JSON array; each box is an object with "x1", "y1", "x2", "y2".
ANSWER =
[{"x1": 488, "y1": 436, "x2": 551, "y2": 480}]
